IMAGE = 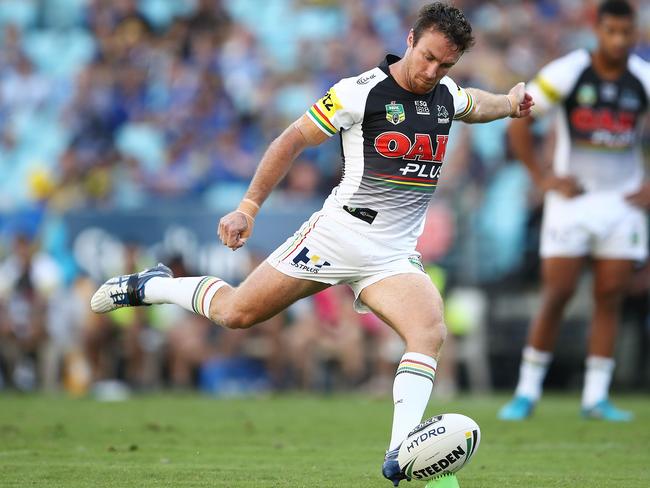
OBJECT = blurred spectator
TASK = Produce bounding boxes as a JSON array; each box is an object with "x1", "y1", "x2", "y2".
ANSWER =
[{"x1": 0, "y1": 233, "x2": 62, "y2": 390}]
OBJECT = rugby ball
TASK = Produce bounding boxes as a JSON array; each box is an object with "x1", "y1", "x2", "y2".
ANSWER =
[{"x1": 397, "y1": 413, "x2": 480, "y2": 481}]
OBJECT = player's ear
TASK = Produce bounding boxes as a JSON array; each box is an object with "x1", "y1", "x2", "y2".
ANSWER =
[{"x1": 407, "y1": 29, "x2": 415, "y2": 48}]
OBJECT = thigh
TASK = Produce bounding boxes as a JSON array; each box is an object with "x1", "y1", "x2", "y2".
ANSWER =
[
  {"x1": 592, "y1": 259, "x2": 636, "y2": 296},
  {"x1": 540, "y1": 257, "x2": 585, "y2": 293},
  {"x1": 358, "y1": 272, "x2": 444, "y2": 355},
  {"x1": 225, "y1": 261, "x2": 330, "y2": 324}
]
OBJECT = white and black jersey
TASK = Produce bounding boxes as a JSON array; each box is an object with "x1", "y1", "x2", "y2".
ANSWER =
[
  {"x1": 527, "y1": 49, "x2": 650, "y2": 194},
  {"x1": 306, "y1": 55, "x2": 473, "y2": 249}
]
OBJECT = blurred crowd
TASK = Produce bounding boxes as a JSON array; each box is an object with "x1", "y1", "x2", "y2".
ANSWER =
[{"x1": 0, "y1": 0, "x2": 649, "y2": 394}]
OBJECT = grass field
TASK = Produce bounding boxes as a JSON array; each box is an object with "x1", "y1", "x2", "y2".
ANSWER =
[{"x1": 0, "y1": 393, "x2": 648, "y2": 487}]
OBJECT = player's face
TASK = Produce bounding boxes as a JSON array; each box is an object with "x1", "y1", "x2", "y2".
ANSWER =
[
  {"x1": 596, "y1": 15, "x2": 637, "y2": 64},
  {"x1": 405, "y1": 28, "x2": 462, "y2": 94}
]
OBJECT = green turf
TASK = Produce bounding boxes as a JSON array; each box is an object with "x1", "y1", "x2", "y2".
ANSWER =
[{"x1": 0, "y1": 393, "x2": 648, "y2": 487}]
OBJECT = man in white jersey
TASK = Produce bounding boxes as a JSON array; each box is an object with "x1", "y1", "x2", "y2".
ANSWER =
[
  {"x1": 499, "y1": 0, "x2": 650, "y2": 422},
  {"x1": 91, "y1": 3, "x2": 533, "y2": 485}
]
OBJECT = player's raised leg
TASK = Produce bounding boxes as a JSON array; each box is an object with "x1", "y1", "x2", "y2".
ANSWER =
[
  {"x1": 91, "y1": 261, "x2": 329, "y2": 329},
  {"x1": 581, "y1": 258, "x2": 635, "y2": 421},
  {"x1": 499, "y1": 257, "x2": 584, "y2": 420},
  {"x1": 358, "y1": 273, "x2": 446, "y2": 486}
]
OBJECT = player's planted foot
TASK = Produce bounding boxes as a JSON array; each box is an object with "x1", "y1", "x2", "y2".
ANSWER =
[
  {"x1": 90, "y1": 263, "x2": 173, "y2": 313},
  {"x1": 581, "y1": 399, "x2": 633, "y2": 422},
  {"x1": 498, "y1": 395, "x2": 535, "y2": 421},
  {"x1": 382, "y1": 447, "x2": 409, "y2": 487}
]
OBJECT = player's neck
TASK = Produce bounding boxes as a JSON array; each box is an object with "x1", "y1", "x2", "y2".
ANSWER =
[
  {"x1": 389, "y1": 59, "x2": 410, "y2": 91},
  {"x1": 591, "y1": 50, "x2": 628, "y2": 80}
]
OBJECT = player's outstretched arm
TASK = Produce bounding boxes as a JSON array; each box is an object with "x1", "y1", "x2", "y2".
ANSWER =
[
  {"x1": 508, "y1": 116, "x2": 582, "y2": 198},
  {"x1": 463, "y1": 82, "x2": 534, "y2": 123},
  {"x1": 218, "y1": 115, "x2": 329, "y2": 250}
]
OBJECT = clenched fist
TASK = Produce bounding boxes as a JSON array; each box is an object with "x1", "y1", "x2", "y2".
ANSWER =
[
  {"x1": 218, "y1": 211, "x2": 254, "y2": 250},
  {"x1": 507, "y1": 82, "x2": 534, "y2": 118}
]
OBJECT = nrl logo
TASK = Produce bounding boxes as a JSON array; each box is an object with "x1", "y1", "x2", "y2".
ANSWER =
[
  {"x1": 386, "y1": 101, "x2": 405, "y2": 125},
  {"x1": 437, "y1": 105, "x2": 450, "y2": 124}
]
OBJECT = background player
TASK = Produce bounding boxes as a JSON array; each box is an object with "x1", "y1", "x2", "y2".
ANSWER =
[
  {"x1": 91, "y1": 3, "x2": 533, "y2": 485},
  {"x1": 499, "y1": 0, "x2": 650, "y2": 422}
]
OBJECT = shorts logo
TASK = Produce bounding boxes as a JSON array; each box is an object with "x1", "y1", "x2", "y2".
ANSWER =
[
  {"x1": 408, "y1": 255, "x2": 425, "y2": 272},
  {"x1": 437, "y1": 105, "x2": 450, "y2": 124},
  {"x1": 292, "y1": 247, "x2": 331, "y2": 274},
  {"x1": 386, "y1": 101, "x2": 406, "y2": 125},
  {"x1": 415, "y1": 100, "x2": 430, "y2": 115}
]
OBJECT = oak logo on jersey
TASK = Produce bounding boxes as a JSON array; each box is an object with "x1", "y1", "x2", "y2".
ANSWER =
[
  {"x1": 386, "y1": 101, "x2": 406, "y2": 125},
  {"x1": 291, "y1": 247, "x2": 331, "y2": 274},
  {"x1": 374, "y1": 132, "x2": 449, "y2": 162}
]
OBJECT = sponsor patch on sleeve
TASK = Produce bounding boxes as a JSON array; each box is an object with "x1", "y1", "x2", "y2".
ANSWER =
[
  {"x1": 533, "y1": 75, "x2": 561, "y2": 103},
  {"x1": 307, "y1": 88, "x2": 343, "y2": 136}
]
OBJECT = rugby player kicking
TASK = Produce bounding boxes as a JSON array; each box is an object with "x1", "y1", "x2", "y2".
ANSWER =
[{"x1": 92, "y1": 3, "x2": 533, "y2": 485}]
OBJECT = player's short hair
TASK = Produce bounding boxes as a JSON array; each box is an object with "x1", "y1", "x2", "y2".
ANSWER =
[
  {"x1": 412, "y1": 2, "x2": 475, "y2": 53},
  {"x1": 597, "y1": 0, "x2": 635, "y2": 21}
]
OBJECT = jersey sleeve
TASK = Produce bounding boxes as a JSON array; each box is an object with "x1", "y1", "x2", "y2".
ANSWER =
[
  {"x1": 629, "y1": 54, "x2": 650, "y2": 113},
  {"x1": 306, "y1": 78, "x2": 361, "y2": 137},
  {"x1": 440, "y1": 77, "x2": 475, "y2": 120},
  {"x1": 527, "y1": 49, "x2": 590, "y2": 116}
]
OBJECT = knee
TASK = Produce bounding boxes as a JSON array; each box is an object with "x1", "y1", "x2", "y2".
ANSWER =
[
  {"x1": 593, "y1": 283, "x2": 626, "y2": 309},
  {"x1": 544, "y1": 285, "x2": 576, "y2": 308},
  {"x1": 212, "y1": 307, "x2": 257, "y2": 330},
  {"x1": 405, "y1": 316, "x2": 447, "y2": 354}
]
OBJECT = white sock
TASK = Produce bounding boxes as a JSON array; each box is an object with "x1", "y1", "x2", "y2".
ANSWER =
[
  {"x1": 514, "y1": 346, "x2": 552, "y2": 402},
  {"x1": 144, "y1": 276, "x2": 228, "y2": 318},
  {"x1": 582, "y1": 356, "x2": 615, "y2": 408},
  {"x1": 388, "y1": 352, "x2": 437, "y2": 451}
]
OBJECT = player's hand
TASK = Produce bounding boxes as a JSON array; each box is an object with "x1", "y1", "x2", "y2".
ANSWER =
[
  {"x1": 625, "y1": 181, "x2": 650, "y2": 209},
  {"x1": 540, "y1": 174, "x2": 583, "y2": 198},
  {"x1": 507, "y1": 82, "x2": 534, "y2": 118},
  {"x1": 218, "y1": 211, "x2": 254, "y2": 250}
]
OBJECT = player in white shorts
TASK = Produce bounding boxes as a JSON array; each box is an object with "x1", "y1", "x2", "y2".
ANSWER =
[
  {"x1": 91, "y1": 3, "x2": 533, "y2": 485},
  {"x1": 499, "y1": 0, "x2": 650, "y2": 422}
]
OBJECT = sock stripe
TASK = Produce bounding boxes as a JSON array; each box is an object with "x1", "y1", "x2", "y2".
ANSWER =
[
  {"x1": 190, "y1": 277, "x2": 209, "y2": 314},
  {"x1": 396, "y1": 358, "x2": 436, "y2": 384},
  {"x1": 397, "y1": 365, "x2": 436, "y2": 378},
  {"x1": 400, "y1": 359, "x2": 437, "y2": 372},
  {"x1": 191, "y1": 277, "x2": 216, "y2": 315},
  {"x1": 200, "y1": 279, "x2": 223, "y2": 317},
  {"x1": 395, "y1": 369, "x2": 435, "y2": 384}
]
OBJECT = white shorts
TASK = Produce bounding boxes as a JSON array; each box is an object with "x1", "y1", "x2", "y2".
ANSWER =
[
  {"x1": 267, "y1": 210, "x2": 426, "y2": 313},
  {"x1": 540, "y1": 191, "x2": 648, "y2": 261}
]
